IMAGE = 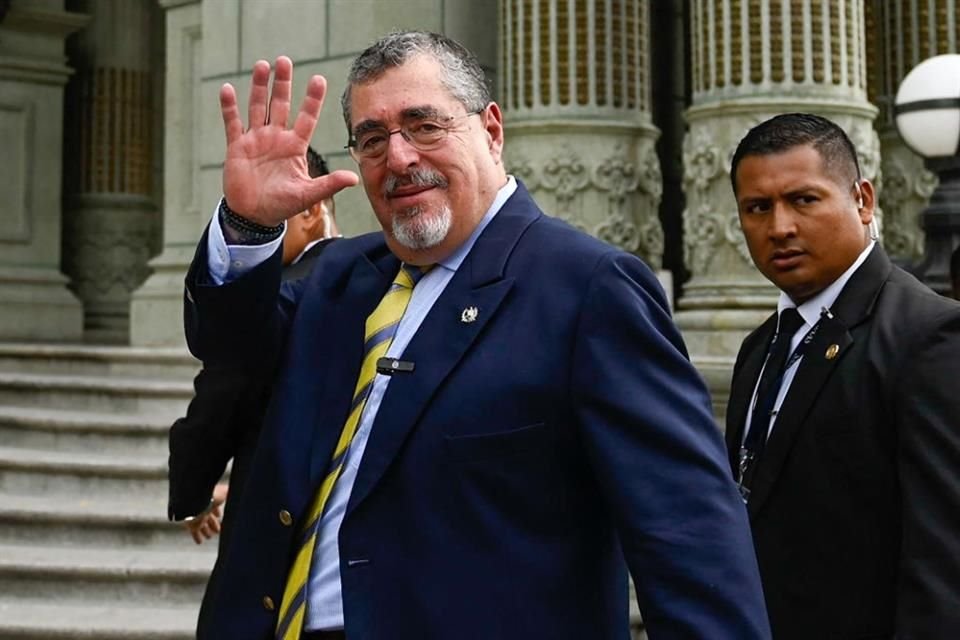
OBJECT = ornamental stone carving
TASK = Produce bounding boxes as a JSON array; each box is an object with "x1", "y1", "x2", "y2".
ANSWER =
[
  {"x1": 593, "y1": 145, "x2": 640, "y2": 204},
  {"x1": 878, "y1": 152, "x2": 935, "y2": 263},
  {"x1": 915, "y1": 171, "x2": 938, "y2": 200},
  {"x1": 596, "y1": 213, "x2": 640, "y2": 254},
  {"x1": 62, "y1": 199, "x2": 155, "y2": 341},
  {"x1": 505, "y1": 153, "x2": 539, "y2": 191},
  {"x1": 683, "y1": 202, "x2": 721, "y2": 274},
  {"x1": 506, "y1": 143, "x2": 664, "y2": 262},
  {"x1": 682, "y1": 129, "x2": 726, "y2": 193},
  {"x1": 880, "y1": 157, "x2": 922, "y2": 261},
  {"x1": 541, "y1": 146, "x2": 591, "y2": 219},
  {"x1": 681, "y1": 126, "x2": 751, "y2": 272},
  {"x1": 593, "y1": 144, "x2": 643, "y2": 255},
  {"x1": 724, "y1": 211, "x2": 753, "y2": 266}
]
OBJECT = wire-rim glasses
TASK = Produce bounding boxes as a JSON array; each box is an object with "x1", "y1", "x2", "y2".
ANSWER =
[{"x1": 345, "y1": 108, "x2": 484, "y2": 164}]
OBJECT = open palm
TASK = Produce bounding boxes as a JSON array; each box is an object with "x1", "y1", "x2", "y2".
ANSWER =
[{"x1": 219, "y1": 56, "x2": 358, "y2": 226}]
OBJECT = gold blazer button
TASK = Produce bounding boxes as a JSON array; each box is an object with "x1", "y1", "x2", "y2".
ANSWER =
[
  {"x1": 279, "y1": 510, "x2": 293, "y2": 526},
  {"x1": 825, "y1": 344, "x2": 840, "y2": 360},
  {"x1": 263, "y1": 596, "x2": 275, "y2": 611}
]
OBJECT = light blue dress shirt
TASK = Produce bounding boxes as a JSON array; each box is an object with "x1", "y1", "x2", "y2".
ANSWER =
[{"x1": 206, "y1": 177, "x2": 518, "y2": 630}]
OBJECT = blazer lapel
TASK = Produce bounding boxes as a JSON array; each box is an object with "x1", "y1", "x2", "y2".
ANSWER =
[
  {"x1": 746, "y1": 315, "x2": 852, "y2": 517},
  {"x1": 345, "y1": 185, "x2": 541, "y2": 516},
  {"x1": 746, "y1": 245, "x2": 891, "y2": 518},
  {"x1": 307, "y1": 251, "x2": 399, "y2": 482}
]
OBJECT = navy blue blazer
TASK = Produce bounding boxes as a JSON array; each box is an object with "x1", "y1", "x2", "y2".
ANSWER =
[{"x1": 185, "y1": 183, "x2": 769, "y2": 639}]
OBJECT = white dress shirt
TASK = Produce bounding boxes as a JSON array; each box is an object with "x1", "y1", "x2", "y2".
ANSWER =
[{"x1": 744, "y1": 241, "x2": 876, "y2": 442}]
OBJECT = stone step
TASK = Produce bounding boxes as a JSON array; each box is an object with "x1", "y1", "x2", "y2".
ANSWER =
[
  {"x1": 0, "y1": 372, "x2": 192, "y2": 421},
  {"x1": 0, "y1": 601, "x2": 198, "y2": 640},
  {"x1": 0, "y1": 494, "x2": 222, "y2": 550},
  {"x1": 0, "y1": 342, "x2": 199, "y2": 380},
  {"x1": 0, "y1": 543, "x2": 213, "y2": 606},
  {"x1": 0, "y1": 444, "x2": 169, "y2": 498},
  {"x1": 0, "y1": 405, "x2": 171, "y2": 456}
]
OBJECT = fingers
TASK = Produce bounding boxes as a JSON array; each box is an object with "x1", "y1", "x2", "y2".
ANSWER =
[
  {"x1": 292, "y1": 74, "x2": 328, "y2": 143},
  {"x1": 268, "y1": 56, "x2": 293, "y2": 129},
  {"x1": 185, "y1": 514, "x2": 222, "y2": 545},
  {"x1": 185, "y1": 519, "x2": 205, "y2": 545},
  {"x1": 213, "y1": 482, "x2": 229, "y2": 504},
  {"x1": 240, "y1": 59, "x2": 325, "y2": 142},
  {"x1": 304, "y1": 170, "x2": 360, "y2": 205},
  {"x1": 220, "y1": 84, "x2": 243, "y2": 146},
  {"x1": 247, "y1": 59, "x2": 272, "y2": 129}
]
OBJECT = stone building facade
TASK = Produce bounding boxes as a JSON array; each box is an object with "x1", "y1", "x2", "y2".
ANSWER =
[{"x1": 2, "y1": 0, "x2": 958, "y2": 410}]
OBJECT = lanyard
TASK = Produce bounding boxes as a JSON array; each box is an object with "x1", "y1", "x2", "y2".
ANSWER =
[
  {"x1": 751, "y1": 305, "x2": 834, "y2": 416},
  {"x1": 737, "y1": 308, "x2": 831, "y2": 502}
]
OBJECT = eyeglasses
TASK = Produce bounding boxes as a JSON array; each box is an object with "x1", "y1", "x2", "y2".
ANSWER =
[{"x1": 345, "y1": 109, "x2": 484, "y2": 164}]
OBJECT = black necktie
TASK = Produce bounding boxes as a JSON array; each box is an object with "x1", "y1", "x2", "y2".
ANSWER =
[{"x1": 738, "y1": 307, "x2": 805, "y2": 499}]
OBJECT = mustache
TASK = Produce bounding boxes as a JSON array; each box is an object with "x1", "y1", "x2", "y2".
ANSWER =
[{"x1": 383, "y1": 167, "x2": 448, "y2": 197}]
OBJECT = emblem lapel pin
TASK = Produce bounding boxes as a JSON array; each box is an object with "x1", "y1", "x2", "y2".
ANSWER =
[{"x1": 461, "y1": 306, "x2": 478, "y2": 323}]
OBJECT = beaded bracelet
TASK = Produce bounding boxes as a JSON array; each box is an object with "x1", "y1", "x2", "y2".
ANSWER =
[{"x1": 219, "y1": 199, "x2": 284, "y2": 243}]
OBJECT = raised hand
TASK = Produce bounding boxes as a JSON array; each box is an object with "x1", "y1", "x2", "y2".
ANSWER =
[{"x1": 219, "y1": 56, "x2": 359, "y2": 226}]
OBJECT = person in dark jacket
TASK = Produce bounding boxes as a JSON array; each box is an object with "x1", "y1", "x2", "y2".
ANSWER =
[
  {"x1": 168, "y1": 147, "x2": 340, "y2": 544},
  {"x1": 727, "y1": 112, "x2": 960, "y2": 639}
]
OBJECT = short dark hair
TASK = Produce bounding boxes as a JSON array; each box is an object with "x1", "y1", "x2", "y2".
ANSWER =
[
  {"x1": 306, "y1": 146, "x2": 329, "y2": 178},
  {"x1": 730, "y1": 113, "x2": 862, "y2": 195},
  {"x1": 340, "y1": 31, "x2": 491, "y2": 131}
]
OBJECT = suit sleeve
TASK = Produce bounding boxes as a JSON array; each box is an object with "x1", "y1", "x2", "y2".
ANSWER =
[
  {"x1": 571, "y1": 251, "x2": 770, "y2": 640},
  {"x1": 184, "y1": 224, "x2": 304, "y2": 370},
  {"x1": 174, "y1": 227, "x2": 304, "y2": 519},
  {"x1": 895, "y1": 305, "x2": 960, "y2": 637},
  {"x1": 167, "y1": 366, "x2": 269, "y2": 520}
]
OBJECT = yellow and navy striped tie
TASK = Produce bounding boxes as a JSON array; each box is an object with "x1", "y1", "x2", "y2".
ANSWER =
[{"x1": 275, "y1": 263, "x2": 429, "y2": 640}]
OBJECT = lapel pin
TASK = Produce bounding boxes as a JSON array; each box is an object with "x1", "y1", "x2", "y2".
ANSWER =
[
  {"x1": 825, "y1": 344, "x2": 840, "y2": 360},
  {"x1": 461, "y1": 306, "x2": 479, "y2": 323}
]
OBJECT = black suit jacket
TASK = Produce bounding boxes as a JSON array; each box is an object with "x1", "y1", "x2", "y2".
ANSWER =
[
  {"x1": 726, "y1": 246, "x2": 960, "y2": 639},
  {"x1": 169, "y1": 237, "x2": 336, "y2": 638},
  {"x1": 168, "y1": 238, "x2": 335, "y2": 526}
]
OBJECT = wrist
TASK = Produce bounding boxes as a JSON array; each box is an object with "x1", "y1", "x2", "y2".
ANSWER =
[
  {"x1": 181, "y1": 497, "x2": 217, "y2": 523},
  {"x1": 219, "y1": 198, "x2": 284, "y2": 245}
]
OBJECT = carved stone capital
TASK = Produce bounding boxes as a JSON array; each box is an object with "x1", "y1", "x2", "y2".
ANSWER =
[{"x1": 506, "y1": 135, "x2": 664, "y2": 265}]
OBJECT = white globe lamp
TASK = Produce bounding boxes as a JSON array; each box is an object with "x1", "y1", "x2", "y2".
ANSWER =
[{"x1": 894, "y1": 54, "x2": 960, "y2": 295}]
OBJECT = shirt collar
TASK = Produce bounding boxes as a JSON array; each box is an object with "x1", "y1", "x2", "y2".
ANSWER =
[
  {"x1": 777, "y1": 240, "x2": 876, "y2": 327},
  {"x1": 290, "y1": 239, "x2": 323, "y2": 265},
  {"x1": 436, "y1": 176, "x2": 517, "y2": 273}
]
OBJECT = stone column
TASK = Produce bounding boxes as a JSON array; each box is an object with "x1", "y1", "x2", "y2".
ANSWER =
[
  {"x1": 868, "y1": 0, "x2": 959, "y2": 266},
  {"x1": 61, "y1": 0, "x2": 159, "y2": 344},
  {"x1": 499, "y1": 0, "x2": 665, "y2": 276},
  {"x1": 129, "y1": 0, "x2": 201, "y2": 347},
  {"x1": 676, "y1": 0, "x2": 879, "y2": 420},
  {"x1": 0, "y1": 0, "x2": 86, "y2": 342}
]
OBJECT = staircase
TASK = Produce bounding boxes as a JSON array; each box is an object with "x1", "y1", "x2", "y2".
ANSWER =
[{"x1": 0, "y1": 343, "x2": 215, "y2": 639}]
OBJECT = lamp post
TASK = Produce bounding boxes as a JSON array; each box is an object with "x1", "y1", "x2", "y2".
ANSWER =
[{"x1": 894, "y1": 54, "x2": 960, "y2": 295}]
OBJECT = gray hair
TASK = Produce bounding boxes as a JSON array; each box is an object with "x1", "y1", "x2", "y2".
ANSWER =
[{"x1": 340, "y1": 31, "x2": 491, "y2": 131}]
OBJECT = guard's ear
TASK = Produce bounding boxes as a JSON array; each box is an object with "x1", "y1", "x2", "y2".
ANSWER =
[
  {"x1": 855, "y1": 179, "x2": 876, "y2": 226},
  {"x1": 300, "y1": 203, "x2": 327, "y2": 239}
]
